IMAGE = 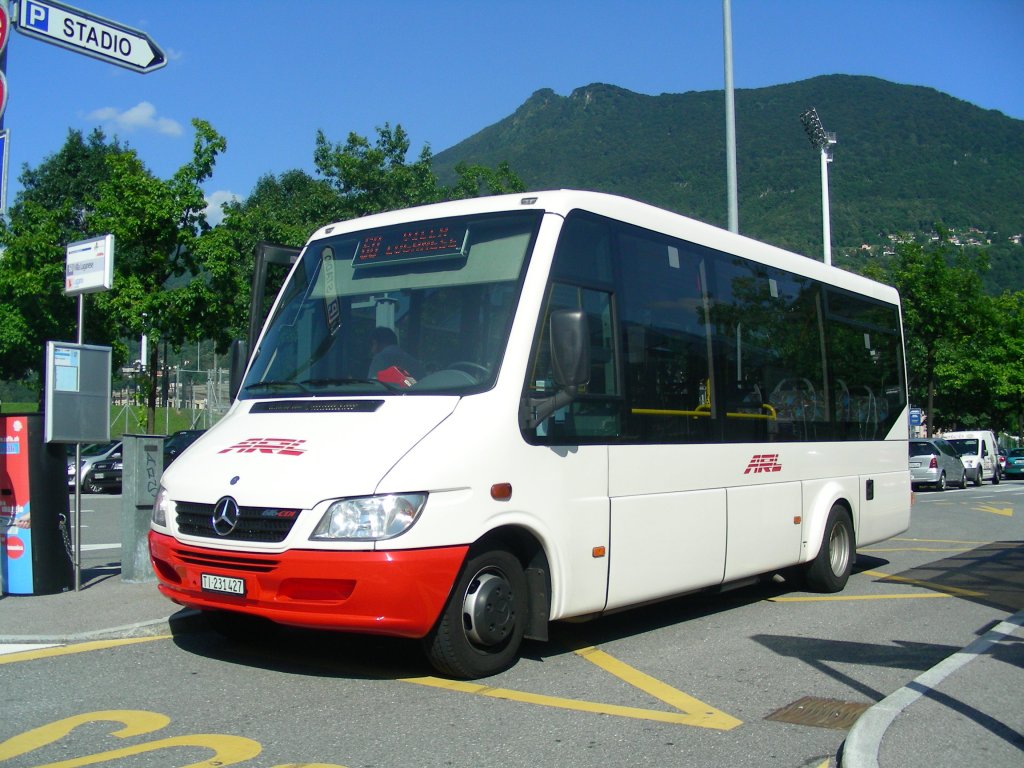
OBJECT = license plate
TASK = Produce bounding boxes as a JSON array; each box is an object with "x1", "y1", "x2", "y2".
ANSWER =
[
  {"x1": 909, "y1": 461, "x2": 921, "y2": 468},
  {"x1": 94, "y1": 473, "x2": 105, "y2": 479},
  {"x1": 201, "y1": 573, "x2": 246, "y2": 596}
]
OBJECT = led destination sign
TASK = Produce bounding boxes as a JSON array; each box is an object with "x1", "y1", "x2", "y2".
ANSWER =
[{"x1": 354, "y1": 222, "x2": 468, "y2": 268}]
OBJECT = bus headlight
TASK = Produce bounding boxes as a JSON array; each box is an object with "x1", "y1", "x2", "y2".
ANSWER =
[
  {"x1": 311, "y1": 493, "x2": 427, "y2": 540},
  {"x1": 152, "y1": 486, "x2": 175, "y2": 527}
]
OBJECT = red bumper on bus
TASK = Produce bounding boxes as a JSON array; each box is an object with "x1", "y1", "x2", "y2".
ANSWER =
[{"x1": 148, "y1": 531, "x2": 468, "y2": 638}]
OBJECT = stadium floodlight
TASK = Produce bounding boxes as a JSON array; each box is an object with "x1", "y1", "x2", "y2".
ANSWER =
[{"x1": 800, "y1": 108, "x2": 837, "y2": 265}]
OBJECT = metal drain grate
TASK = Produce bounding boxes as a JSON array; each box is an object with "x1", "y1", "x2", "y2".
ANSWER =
[{"x1": 765, "y1": 696, "x2": 871, "y2": 730}]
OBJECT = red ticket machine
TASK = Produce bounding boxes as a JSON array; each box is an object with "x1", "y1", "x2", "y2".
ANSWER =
[{"x1": 1, "y1": 414, "x2": 73, "y2": 595}]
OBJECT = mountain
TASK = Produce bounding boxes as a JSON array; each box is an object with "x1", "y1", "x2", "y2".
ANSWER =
[{"x1": 433, "y1": 76, "x2": 1024, "y2": 292}]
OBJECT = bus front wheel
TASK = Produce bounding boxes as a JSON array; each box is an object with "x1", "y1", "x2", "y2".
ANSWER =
[
  {"x1": 423, "y1": 548, "x2": 527, "y2": 679},
  {"x1": 804, "y1": 505, "x2": 854, "y2": 593}
]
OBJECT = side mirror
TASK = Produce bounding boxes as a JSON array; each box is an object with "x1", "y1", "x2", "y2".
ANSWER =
[
  {"x1": 550, "y1": 309, "x2": 590, "y2": 388},
  {"x1": 521, "y1": 309, "x2": 591, "y2": 430},
  {"x1": 228, "y1": 339, "x2": 248, "y2": 401}
]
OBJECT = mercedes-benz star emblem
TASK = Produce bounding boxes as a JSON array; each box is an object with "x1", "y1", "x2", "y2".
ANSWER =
[{"x1": 211, "y1": 496, "x2": 241, "y2": 536}]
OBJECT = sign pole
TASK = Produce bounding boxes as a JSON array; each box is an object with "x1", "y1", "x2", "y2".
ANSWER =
[{"x1": 72, "y1": 294, "x2": 83, "y2": 590}]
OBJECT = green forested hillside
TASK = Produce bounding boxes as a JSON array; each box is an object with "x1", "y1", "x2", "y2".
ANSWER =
[{"x1": 433, "y1": 75, "x2": 1024, "y2": 292}]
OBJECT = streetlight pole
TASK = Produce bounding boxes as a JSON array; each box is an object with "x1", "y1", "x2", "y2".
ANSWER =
[
  {"x1": 800, "y1": 107, "x2": 837, "y2": 266},
  {"x1": 723, "y1": 0, "x2": 739, "y2": 233}
]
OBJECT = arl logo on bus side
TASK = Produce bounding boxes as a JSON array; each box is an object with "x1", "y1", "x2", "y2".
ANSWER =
[
  {"x1": 744, "y1": 454, "x2": 782, "y2": 474},
  {"x1": 218, "y1": 438, "x2": 307, "y2": 456}
]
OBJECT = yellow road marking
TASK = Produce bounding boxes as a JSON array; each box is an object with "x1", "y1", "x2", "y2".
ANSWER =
[
  {"x1": 862, "y1": 569, "x2": 985, "y2": 598},
  {"x1": 0, "y1": 636, "x2": 168, "y2": 665},
  {"x1": 573, "y1": 646, "x2": 742, "y2": 730},
  {"x1": 402, "y1": 674, "x2": 741, "y2": 729},
  {"x1": 8, "y1": 634, "x2": 741, "y2": 732},
  {"x1": 769, "y1": 593, "x2": 951, "y2": 602},
  {"x1": 973, "y1": 504, "x2": 1013, "y2": 517},
  {"x1": 863, "y1": 547, "x2": 974, "y2": 553},
  {"x1": 888, "y1": 537, "x2": 986, "y2": 544}
]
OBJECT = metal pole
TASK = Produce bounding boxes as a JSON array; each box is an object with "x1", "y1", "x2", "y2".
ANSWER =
[
  {"x1": 820, "y1": 148, "x2": 832, "y2": 266},
  {"x1": 723, "y1": 0, "x2": 739, "y2": 233},
  {"x1": 73, "y1": 294, "x2": 84, "y2": 590}
]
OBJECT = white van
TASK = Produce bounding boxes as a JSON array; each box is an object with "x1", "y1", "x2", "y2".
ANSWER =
[{"x1": 943, "y1": 430, "x2": 1001, "y2": 485}]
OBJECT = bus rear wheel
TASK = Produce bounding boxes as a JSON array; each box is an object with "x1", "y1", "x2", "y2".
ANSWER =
[
  {"x1": 804, "y1": 505, "x2": 854, "y2": 593},
  {"x1": 423, "y1": 548, "x2": 527, "y2": 679}
]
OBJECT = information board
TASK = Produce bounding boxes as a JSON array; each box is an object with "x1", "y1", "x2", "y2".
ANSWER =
[
  {"x1": 44, "y1": 341, "x2": 111, "y2": 443},
  {"x1": 65, "y1": 234, "x2": 114, "y2": 295}
]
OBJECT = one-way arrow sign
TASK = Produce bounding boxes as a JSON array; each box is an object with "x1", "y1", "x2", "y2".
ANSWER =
[{"x1": 14, "y1": 0, "x2": 166, "y2": 73}]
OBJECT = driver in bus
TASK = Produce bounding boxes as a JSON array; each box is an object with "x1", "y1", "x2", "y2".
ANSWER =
[{"x1": 368, "y1": 327, "x2": 424, "y2": 385}]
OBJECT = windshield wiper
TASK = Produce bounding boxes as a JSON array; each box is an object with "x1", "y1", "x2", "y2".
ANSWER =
[
  {"x1": 243, "y1": 380, "x2": 309, "y2": 393},
  {"x1": 300, "y1": 377, "x2": 400, "y2": 392}
]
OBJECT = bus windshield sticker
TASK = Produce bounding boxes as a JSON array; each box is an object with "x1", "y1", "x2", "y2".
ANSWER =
[
  {"x1": 321, "y1": 247, "x2": 342, "y2": 336},
  {"x1": 353, "y1": 222, "x2": 469, "y2": 269}
]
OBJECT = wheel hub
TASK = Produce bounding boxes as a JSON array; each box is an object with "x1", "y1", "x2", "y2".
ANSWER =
[{"x1": 462, "y1": 571, "x2": 515, "y2": 647}]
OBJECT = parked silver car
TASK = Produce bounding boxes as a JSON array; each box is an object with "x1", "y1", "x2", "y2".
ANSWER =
[
  {"x1": 67, "y1": 440, "x2": 122, "y2": 493},
  {"x1": 909, "y1": 438, "x2": 966, "y2": 491}
]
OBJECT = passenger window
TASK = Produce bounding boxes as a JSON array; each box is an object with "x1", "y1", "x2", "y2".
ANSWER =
[
  {"x1": 708, "y1": 256, "x2": 824, "y2": 442},
  {"x1": 618, "y1": 230, "x2": 712, "y2": 443}
]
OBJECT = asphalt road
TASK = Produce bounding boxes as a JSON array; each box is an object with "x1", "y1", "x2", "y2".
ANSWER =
[{"x1": 1, "y1": 483, "x2": 1021, "y2": 768}]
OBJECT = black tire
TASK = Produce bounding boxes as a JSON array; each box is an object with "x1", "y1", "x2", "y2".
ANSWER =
[
  {"x1": 85, "y1": 480, "x2": 103, "y2": 494},
  {"x1": 423, "y1": 548, "x2": 527, "y2": 679},
  {"x1": 935, "y1": 472, "x2": 946, "y2": 492},
  {"x1": 992, "y1": 467, "x2": 1000, "y2": 485},
  {"x1": 957, "y1": 471, "x2": 967, "y2": 489},
  {"x1": 973, "y1": 468, "x2": 983, "y2": 487},
  {"x1": 804, "y1": 505, "x2": 854, "y2": 593}
]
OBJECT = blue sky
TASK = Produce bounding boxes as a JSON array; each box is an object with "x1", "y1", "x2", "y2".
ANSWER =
[{"x1": 2, "y1": 0, "x2": 1022, "y2": 224}]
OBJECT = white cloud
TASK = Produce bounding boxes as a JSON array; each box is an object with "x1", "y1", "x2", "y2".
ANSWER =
[
  {"x1": 204, "y1": 190, "x2": 241, "y2": 227},
  {"x1": 87, "y1": 101, "x2": 183, "y2": 136}
]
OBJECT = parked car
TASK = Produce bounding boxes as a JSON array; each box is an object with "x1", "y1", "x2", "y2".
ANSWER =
[
  {"x1": 83, "y1": 456, "x2": 122, "y2": 494},
  {"x1": 67, "y1": 441, "x2": 122, "y2": 492},
  {"x1": 1004, "y1": 448, "x2": 1024, "y2": 480},
  {"x1": 909, "y1": 438, "x2": 967, "y2": 491},
  {"x1": 944, "y1": 430, "x2": 1001, "y2": 486},
  {"x1": 163, "y1": 429, "x2": 206, "y2": 468}
]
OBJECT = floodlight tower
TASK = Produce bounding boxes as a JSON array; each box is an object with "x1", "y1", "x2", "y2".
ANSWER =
[{"x1": 800, "y1": 107, "x2": 837, "y2": 266}]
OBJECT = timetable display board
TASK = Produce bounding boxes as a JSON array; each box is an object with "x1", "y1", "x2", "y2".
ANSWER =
[{"x1": 44, "y1": 341, "x2": 111, "y2": 444}]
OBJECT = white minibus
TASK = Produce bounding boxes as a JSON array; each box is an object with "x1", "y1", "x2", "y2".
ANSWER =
[{"x1": 149, "y1": 190, "x2": 911, "y2": 678}]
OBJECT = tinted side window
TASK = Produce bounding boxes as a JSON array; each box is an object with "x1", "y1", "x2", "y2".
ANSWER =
[
  {"x1": 618, "y1": 228, "x2": 712, "y2": 443},
  {"x1": 825, "y1": 289, "x2": 906, "y2": 440}
]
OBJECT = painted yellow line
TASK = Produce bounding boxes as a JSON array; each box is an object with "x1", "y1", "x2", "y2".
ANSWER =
[
  {"x1": 0, "y1": 636, "x2": 168, "y2": 665},
  {"x1": 862, "y1": 569, "x2": 985, "y2": 598},
  {"x1": 769, "y1": 593, "x2": 952, "y2": 603},
  {"x1": 862, "y1": 547, "x2": 974, "y2": 553},
  {"x1": 889, "y1": 538, "x2": 985, "y2": 544},
  {"x1": 573, "y1": 646, "x2": 742, "y2": 730},
  {"x1": 973, "y1": 504, "x2": 1013, "y2": 517},
  {"x1": 402, "y1": 674, "x2": 741, "y2": 729}
]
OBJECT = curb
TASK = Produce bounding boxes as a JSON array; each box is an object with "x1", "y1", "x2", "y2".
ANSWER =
[
  {"x1": 0, "y1": 608, "x2": 204, "y2": 645},
  {"x1": 841, "y1": 609, "x2": 1024, "y2": 768}
]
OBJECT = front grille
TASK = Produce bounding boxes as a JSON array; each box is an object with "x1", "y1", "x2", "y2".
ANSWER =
[
  {"x1": 176, "y1": 500, "x2": 301, "y2": 542},
  {"x1": 175, "y1": 549, "x2": 278, "y2": 573}
]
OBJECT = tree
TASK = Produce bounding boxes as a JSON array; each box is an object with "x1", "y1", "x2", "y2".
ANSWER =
[
  {"x1": 312, "y1": 123, "x2": 524, "y2": 219},
  {"x1": 87, "y1": 119, "x2": 228, "y2": 432},
  {"x1": 887, "y1": 240, "x2": 990, "y2": 434},
  {"x1": 987, "y1": 291, "x2": 1024, "y2": 437},
  {"x1": 0, "y1": 129, "x2": 126, "y2": 382}
]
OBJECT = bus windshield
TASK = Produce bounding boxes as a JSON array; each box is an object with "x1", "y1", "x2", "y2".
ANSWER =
[{"x1": 240, "y1": 210, "x2": 542, "y2": 399}]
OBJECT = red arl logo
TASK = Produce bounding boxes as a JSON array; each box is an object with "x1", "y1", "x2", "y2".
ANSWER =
[
  {"x1": 218, "y1": 438, "x2": 307, "y2": 456},
  {"x1": 744, "y1": 453, "x2": 782, "y2": 474}
]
